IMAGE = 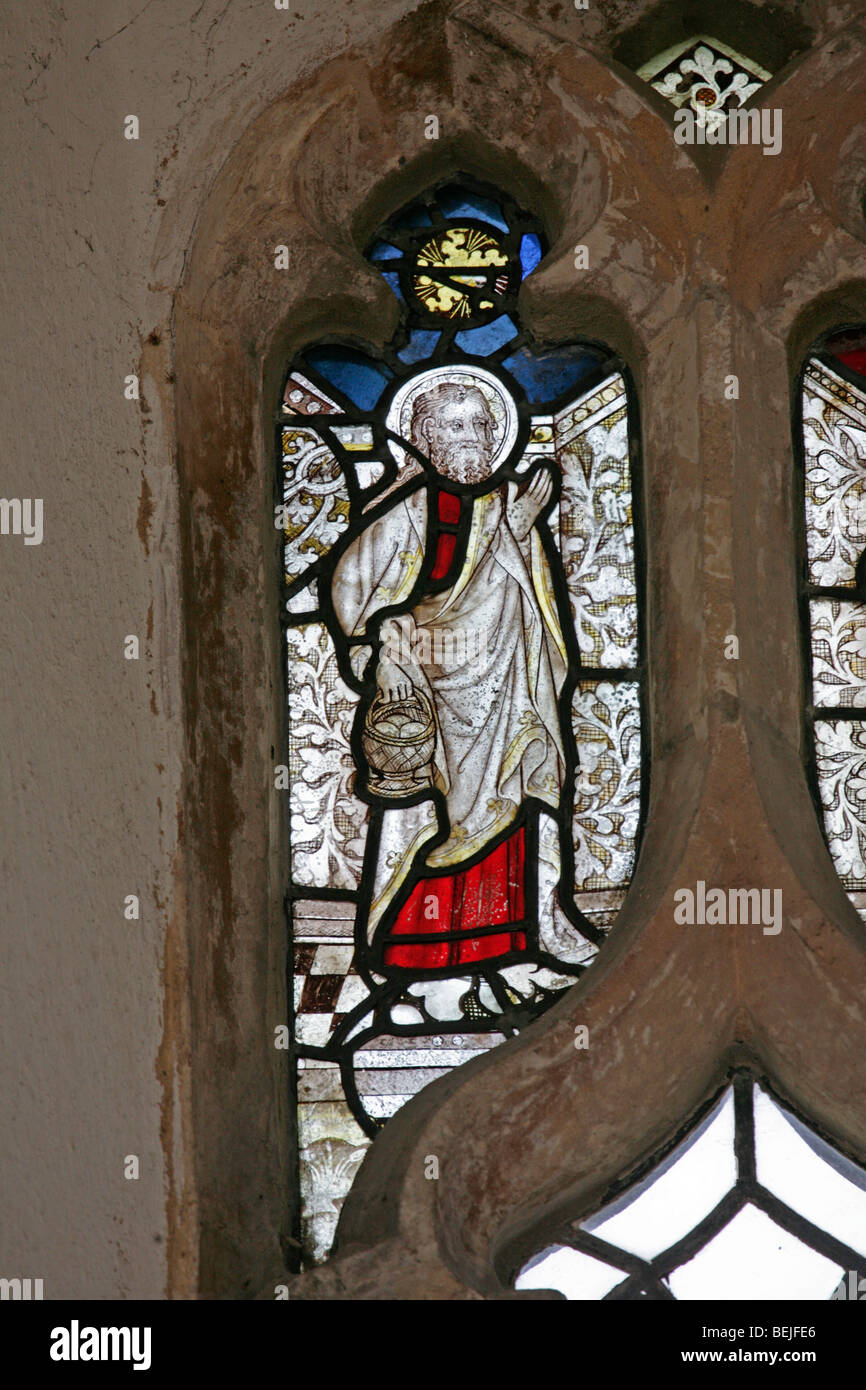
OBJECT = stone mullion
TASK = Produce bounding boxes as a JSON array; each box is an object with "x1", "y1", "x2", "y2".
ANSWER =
[{"x1": 726, "y1": 289, "x2": 866, "y2": 1165}]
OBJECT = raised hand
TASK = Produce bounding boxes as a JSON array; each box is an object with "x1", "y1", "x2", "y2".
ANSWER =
[{"x1": 506, "y1": 467, "x2": 554, "y2": 541}]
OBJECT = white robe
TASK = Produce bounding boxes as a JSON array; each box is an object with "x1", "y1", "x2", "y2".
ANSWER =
[{"x1": 332, "y1": 485, "x2": 569, "y2": 937}]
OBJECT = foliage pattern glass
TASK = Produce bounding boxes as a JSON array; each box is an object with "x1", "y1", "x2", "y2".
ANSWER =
[{"x1": 802, "y1": 335, "x2": 866, "y2": 927}]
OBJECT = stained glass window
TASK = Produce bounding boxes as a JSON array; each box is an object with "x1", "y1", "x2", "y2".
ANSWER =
[
  {"x1": 279, "y1": 179, "x2": 646, "y2": 1265},
  {"x1": 515, "y1": 1073, "x2": 866, "y2": 1300},
  {"x1": 801, "y1": 330, "x2": 866, "y2": 926},
  {"x1": 637, "y1": 36, "x2": 771, "y2": 127}
]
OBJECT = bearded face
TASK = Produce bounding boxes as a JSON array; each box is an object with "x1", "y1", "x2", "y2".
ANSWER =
[{"x1": 415, "y1": 393, "x2": 495, "y2": 483}]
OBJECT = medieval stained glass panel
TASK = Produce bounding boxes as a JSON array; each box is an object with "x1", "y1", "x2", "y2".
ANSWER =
[
  {"x1": 802, "y1": 333, "x2": 866, "y2": 928},
  {"x1": 280, "y1": 179, "x2": 647, "y2": 1265}
]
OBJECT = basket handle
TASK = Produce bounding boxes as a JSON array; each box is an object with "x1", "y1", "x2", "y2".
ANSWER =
[{"x1": 370, "y1": 686, "x2": 433, "y2": 720}]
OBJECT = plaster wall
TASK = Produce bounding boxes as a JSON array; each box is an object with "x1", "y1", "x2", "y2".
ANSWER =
[{"x1": 0, "y1": 0, "x2": 422, "y2": 1301}]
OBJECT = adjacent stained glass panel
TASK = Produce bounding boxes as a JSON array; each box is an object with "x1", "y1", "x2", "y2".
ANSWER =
[
  {"x1": 280, "y1": 179, "x2": 646, "y2": 1265},
  {"x1": 803, "y1": 336, "x2": 866, "y2": 925}
]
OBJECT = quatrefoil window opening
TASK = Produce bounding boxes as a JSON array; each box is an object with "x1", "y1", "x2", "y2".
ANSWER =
[{"x1": 636, "y1": 35, "x2": 772, "y2": 126}]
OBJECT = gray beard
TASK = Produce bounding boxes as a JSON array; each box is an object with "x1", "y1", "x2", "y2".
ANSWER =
[{"x1": 431, "y1": 445, "x2": 492, "y2": 484}]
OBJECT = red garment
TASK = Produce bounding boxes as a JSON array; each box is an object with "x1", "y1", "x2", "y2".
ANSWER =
[
  {"x1": 430, "y1": 532, "x2": 457, "y2": 579},
  {"x1": 836, "y1": 348, "x2": 866, "y2": 380},
  {"x1": 383, "y1": 826, "x2": 527, "y2": 968},
  {"x1": 430, "y1": 489, "x2": 463, "y2": 579},
  {"x1": 437, "y1": 491, "x2": 461, "y2": 524}
]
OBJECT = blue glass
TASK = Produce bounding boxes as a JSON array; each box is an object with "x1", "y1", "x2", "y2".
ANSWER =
[
  {"x1": 369, "y1": 240, "x2": 403, "y2": 261},
  {"x1": 390, "y1": 206, "x2": 432, "y2": 229},
  {"x1": 397, "y1": 330, "x2": 441, "y2": 364},
  {"x1": 380, "y1": 271, "x2": 405, "y2": 302},
  {"x1": 454, "y1": 315, "x2": 518, "y2": 356},
  {"x1": 436, "y1": 186, "x2": 509, "y2": 233},
  {"x1": 501, "y1": 344, "x2": 605, "y2": 405},
  {"x1": 520, "y1": 233, "x2": 542, "y2": 278},
  {"x1": 303, "y1": 348, "x2": 393, "y2": 410}
]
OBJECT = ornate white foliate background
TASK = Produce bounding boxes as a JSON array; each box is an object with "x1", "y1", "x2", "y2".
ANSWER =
[
  {"x1": 810, "y1": 600, "x2": 866, "y2": 709},
  {"x1": 803, "y1": 362, "x2": 866, "y2": 587},
  {"x1": 557, "y1": 376, "x2": 637, "y2": 668},
  {"x1": 554, "y1": 374, "x2": 640, "y2": 925},
  {"x1": 813, "y1": 721, "x2": 866, "y2": 891},
  {"x1": 282, "y1": 427, "x2": 350, "y2": 615},
  {"x1": 804, "y1": 358, "x2": 866, "y2": 927},
  {"x1": 286, "y1": 623, "x2": 368, "y2": 890},
  {"x1": 572, "y1": 680, "x2": 641, "y2": 927}
]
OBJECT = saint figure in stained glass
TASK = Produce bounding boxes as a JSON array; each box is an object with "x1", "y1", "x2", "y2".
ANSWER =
[
  {"x1": 332, "y1": 368, "x2": 577, "y2": 977},
  {"x1": 280, "y1": 179, "x2": 645, "y2": 1263}
]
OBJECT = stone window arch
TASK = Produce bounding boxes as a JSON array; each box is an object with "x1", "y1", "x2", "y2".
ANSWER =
[{"x1": 171, "y1": 0, "x2": 866, "y2": 1299}]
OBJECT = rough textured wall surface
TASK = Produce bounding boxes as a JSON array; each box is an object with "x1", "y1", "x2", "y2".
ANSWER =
[{"x1": 0, "y1": 0, "x2": 423, "y2": 1302}]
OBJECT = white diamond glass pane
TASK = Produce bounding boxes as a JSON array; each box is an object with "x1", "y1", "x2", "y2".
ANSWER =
[
  {"x1": 516, "y1": 1082, "x2": 866, "y2": 1299},
  {"x1": 667, "y1": 1204, "x2": 843, "y2": 1302},
  {"x1": 755, "y1": 1088, "x2": 866, "y2": 1258},
  {"x1": 582, "y1": 1089, "x2": 736, "y2": 1258},
  {"x1": 516, "y1": 1245, "x2": 626, "y2": 1300}
]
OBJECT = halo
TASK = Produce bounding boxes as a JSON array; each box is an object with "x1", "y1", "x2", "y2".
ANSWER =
[{"x1": 385, "y1": 365, "x2": 519, "y2": 475}]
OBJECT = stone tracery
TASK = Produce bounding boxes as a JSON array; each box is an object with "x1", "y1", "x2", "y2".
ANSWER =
[{"x1": 171, "y1": 0, "x2": 866, "y2": 1299}]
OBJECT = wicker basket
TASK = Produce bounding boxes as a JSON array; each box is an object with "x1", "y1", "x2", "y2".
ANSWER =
[{"x1": 362, "y1": 689, "x2": 436, "y2": 798}]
